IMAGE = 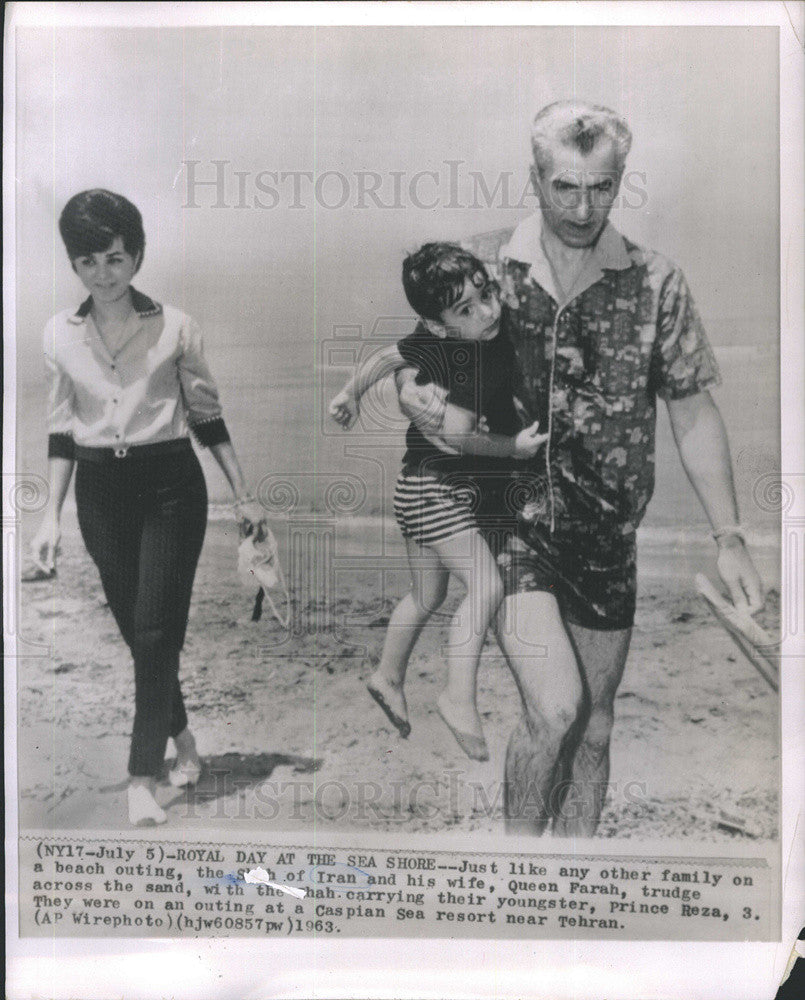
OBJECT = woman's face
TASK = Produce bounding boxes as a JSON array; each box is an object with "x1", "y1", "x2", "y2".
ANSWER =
[{"x1": 72, "y1": 236, "x2": 140, "y2": 305}]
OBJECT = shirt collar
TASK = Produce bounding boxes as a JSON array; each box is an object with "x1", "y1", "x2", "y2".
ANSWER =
[
  {"x1": 502, "y1": 214, "x2": 631, "y2": 305},
  {"x1": 503, "y1": 214, "x2": 631, "y2": 271},
  {"x1": 68, "y1": 287, "x2": 162, "y2": 324}
]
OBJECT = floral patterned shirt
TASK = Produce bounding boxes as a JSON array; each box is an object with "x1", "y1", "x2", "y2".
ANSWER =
[{"x1": 463, "y1": 215, "x2": 721, "y2": 536}]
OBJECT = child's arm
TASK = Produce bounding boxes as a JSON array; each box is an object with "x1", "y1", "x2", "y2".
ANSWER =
[
  {"x1": 329, "y1": 344, "x2": 407, "y2": 429},
  {"x1": 439, "y1": 404, "x2": 547, "y2": 459}
]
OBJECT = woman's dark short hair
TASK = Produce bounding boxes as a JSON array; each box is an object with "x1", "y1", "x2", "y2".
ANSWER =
[
  {"x1": 402, "y1": 242, "x2": 492, "y2": 321},
  {"x1": 59, "y1": 190, "x2": 145, "y2": 267}
]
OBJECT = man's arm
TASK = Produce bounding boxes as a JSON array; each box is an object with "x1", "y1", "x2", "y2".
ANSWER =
[
  {"x1": 395, "y1": 366, "x2": 449, "y2": 435},
  {"x1": 666, "y1": 390, "x2": 764, "y2": 612},
  {"x1": 395, "y1": 373, "x2": 545, "y2": 458},
  {"x1": 440, "y1": 405, "x2": 546, "y2": 459}
]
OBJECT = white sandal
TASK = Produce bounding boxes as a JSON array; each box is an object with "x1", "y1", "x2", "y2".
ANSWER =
[{"x1": 128, "y1": 783, "x2": 167, "y2": 826}]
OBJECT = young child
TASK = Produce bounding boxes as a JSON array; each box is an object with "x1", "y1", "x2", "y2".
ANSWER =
[{"x1": 329, "y1": 243, "x2": 546, "y2": 761}]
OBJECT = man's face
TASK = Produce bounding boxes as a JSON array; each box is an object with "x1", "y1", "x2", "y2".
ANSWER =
[{"x1": 532, "y1": 138, "x2": 622, "y2": 248}]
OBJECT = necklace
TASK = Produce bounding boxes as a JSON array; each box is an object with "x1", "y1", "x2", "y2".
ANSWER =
[{"x1": 93, "y1": 305, "x2": 136, "y2": 357}]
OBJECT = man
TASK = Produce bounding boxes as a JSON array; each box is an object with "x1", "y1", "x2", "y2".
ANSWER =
[{"x1": 398, "y1": 101, "x2": 765, "y2": 836}]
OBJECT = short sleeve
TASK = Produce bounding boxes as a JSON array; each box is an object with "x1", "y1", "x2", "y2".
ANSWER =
[
  {"x1": 396, "y1": 331, "x2": 420, "y2": 368},
  {"x1": 44, "y1": 320, "x2": 76, "y2": 459},
  {"x1": 178, "y1": 315, "x2": 231, "y2": 447},
  {"x1": 396, "y1": 326, "x2": 449, "y2": 388},
  {"x1": 651, "y1": 269, "x2": 721, "y2": 400}
]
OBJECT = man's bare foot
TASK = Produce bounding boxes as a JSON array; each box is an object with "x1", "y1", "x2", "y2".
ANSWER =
[
  {"x1": 127, "y1": 779, "x2": 167, "y2": 826},
  {"x1": 366, "y1": 671, "x2": 410, "y2": 738},
  {"x1": 169, "y1": 727, "x2": 202, "y2": 787},
  {"x1": 436, "y1": 692, "x2": 489, "y2": 761}
]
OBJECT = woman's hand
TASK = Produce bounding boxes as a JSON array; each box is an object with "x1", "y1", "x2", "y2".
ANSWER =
[
  {"x1": 234, "y1": 497, "x2": 267, "y2": 538},
  {"x1": 26, "y1": 457, "x2": 74, "y2": 577},
  {"x1": 329, "y1": 389, "x2": 359, "y2": 430},
  {"x1": 209, "y1": 442, "x2": 267, "y2": 537},
  {"x1": 30, "y1": 515, "x2": 61, "y2": 574},
  {"x1": 513, "y1": 422, "x2": 549, "y2": 459}
]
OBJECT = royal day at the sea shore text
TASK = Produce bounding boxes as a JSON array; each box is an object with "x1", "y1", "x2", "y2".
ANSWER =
[{"x1": 21, "y1": 834, "x2": 777, "y2": 940}]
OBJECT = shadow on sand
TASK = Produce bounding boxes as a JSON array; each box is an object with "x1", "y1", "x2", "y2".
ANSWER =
[{"x1": 164, "y1": 751, "x2": 322, "y2": 805}]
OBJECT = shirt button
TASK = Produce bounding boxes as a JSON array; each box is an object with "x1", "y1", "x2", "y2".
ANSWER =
[
  {"x1": 115, "y1": 434, "x2": 121, "y2": 439},
  {"x1": 110, "y1": 363, "x2": 116, "y2": 370}
]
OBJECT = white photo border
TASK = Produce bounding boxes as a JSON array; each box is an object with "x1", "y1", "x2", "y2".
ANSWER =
[{"x1": 4, "y1": 2, "x2": 803, "y2": 998}]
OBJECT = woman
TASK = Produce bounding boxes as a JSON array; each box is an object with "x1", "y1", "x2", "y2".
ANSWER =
[{"x1": 29, "y1": 189, "x2": 266, "y2": 827}]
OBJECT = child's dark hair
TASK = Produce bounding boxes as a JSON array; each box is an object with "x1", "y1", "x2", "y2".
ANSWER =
[
  {"x1": 402, "y1": 242, "x2": 492, "y2": 321},
  {"x1": 59, "y1": 190, "x2": 145, "y2": 267}
]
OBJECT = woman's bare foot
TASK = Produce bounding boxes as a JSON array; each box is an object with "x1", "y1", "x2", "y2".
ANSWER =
[
  {"x1": 436, "y1": 692, "x2": 489, "y2": 761},
  {"x1": 127, "y1": 779, "x2": 167, "y2": 826},
  {"x1": 169, "y1": 727, "x2": 202, "y2": 787},
  {"x1": 366, "y1": 670, "x2": 411, "y2": 738}
]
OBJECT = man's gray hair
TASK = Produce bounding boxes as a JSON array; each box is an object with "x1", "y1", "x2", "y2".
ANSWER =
[{"x1": 531, "y1": 101, "x2": 632, "y2": 174}]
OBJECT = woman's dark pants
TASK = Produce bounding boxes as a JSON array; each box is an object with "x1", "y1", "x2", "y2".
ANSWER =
[{"x1": 75, "y1": 445, "x2": 208, "y2": 777}]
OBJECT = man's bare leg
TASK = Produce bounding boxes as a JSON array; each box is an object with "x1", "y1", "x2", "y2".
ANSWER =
[
  {"x1": 551, "y1": 624, "x2": 632, "y2": 837},
  {"x1": 495, "y1": 592, "x2": 583, "y2": 835}
]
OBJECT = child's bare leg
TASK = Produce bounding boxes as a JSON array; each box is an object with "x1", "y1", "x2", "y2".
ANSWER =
[
  {"x1": 431, "y1": 530, "x2": 503, "y2": 750},
  {"x1": 368, "y1": 538, "x2": 449, "y2": 731}
]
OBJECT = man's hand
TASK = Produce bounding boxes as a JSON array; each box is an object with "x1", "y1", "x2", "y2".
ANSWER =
[
  {"x1": 329, "y1": 389, "x2": 359, "y2": 430},
  {"x1": 396, "y1": 375, "x2": 448, "y2": 435},
  {"x1": 716, "y1": 538, "x2": 765, "y2": 614},
  {"x1": 513, "y1": 421, "x2": 549, "y2": 459},
  {"x1": 666, "y1": 392, "x2": 764, "y2": 614}
]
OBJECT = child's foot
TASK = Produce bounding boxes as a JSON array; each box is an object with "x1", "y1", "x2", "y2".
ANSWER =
[
  {"x1": 436, "y1": 692, "x2": 489, "y2": 761},
  {"x1": 127, "y1": 781, "x2": 167, "y2": 826},
  {"x1": 366, "y1": 671, "x2": 411, "y2": 738},
  {"x1": 169, "y1": 728, "x2": 202, "y2": 787}
]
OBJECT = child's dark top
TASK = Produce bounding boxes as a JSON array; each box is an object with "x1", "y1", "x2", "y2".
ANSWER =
[{"x1": 396, "y1": 308, "x2": 529, "y2": 483}]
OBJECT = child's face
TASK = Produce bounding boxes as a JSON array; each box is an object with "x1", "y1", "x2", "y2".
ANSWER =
[{"x1": 437, "y1": 277, "x2": 501, "y2": 341}]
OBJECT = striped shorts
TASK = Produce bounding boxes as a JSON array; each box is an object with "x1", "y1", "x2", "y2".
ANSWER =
[{"x1": 392, "y1": 468, "x2": 479, "y2": 547}]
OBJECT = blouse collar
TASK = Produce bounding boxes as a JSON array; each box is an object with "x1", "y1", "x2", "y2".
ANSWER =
[{"x1": 68, "y1": 287, "x2": 162, "y2": 325}]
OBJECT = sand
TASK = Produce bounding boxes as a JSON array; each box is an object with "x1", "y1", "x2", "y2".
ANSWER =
[{"x1": 15, "y1": 517, "x2": 780, "y2": 841}]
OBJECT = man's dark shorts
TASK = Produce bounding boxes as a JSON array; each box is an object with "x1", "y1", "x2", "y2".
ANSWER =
[{"x1": 493, "y1": 519, "x2": 637, "y2": 631}]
